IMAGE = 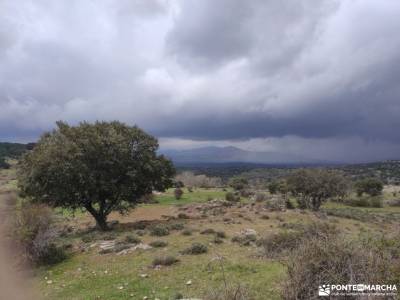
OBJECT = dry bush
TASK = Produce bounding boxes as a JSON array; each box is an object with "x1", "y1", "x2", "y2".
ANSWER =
[
  {"x1": 259, "y1": 222, "x2": 338, "y2": 258},
  {"x1": 265, "y1": 196, "x2": 286, "y2": 211},
  {"x1": 231, "y1": 234, "x2": 257, "y2": 246},
  {"x1": 169, "y1": 223, "x2": 185, "y2": 231},
  {"x1": 281, "y1": 233, "x2": 399, "y2": 300},
  {"x1": 152, "y1": 256, "x2": 179, "y2": 266},
  {"x1": 150, "y1": 224, "x2": 170, "y2": 236},
  {"x1": 204, "y1": 283, "x2": 253, "y2": 300},
  {"x1": 254, "y1": 193, "x2": 267, "y2": 202},
  {"x1": 204, "y1": 256, "x2": 254, "y2": 300},
  {"x1": 14, "y1": 203, "x2": 66, "y2": 265},
  {"x1": 181, "y1": 243, "x2": 208, "y2": 255},
  {"x1": 149, "y1": 240, "x2": 168, "y2": 248}
]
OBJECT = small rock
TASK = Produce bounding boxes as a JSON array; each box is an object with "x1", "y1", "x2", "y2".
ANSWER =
[
  {"x1": 186, "y1": 280, "x2": 192, "y2": 285},
  {"x1": 139, "y1": 273, "x2": 148, "y2": 278},
  {"x1": 118, "y1": 286, "x2": 124, "y2": 290},
  {"x1": 240, "y1": 228, "x2": 257, "y2": 236},
  {"x1": 46, "y1": 280, "x2": 53, "y2": 284}
]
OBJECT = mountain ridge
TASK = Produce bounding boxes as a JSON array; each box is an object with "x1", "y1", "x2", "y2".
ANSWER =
[{"x1": 160, "y1": 146, "x2": 327, "y2": 164}]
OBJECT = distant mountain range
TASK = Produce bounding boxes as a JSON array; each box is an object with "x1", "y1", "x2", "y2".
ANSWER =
[{"x1": 160, "y1": 146, "x2": 325, "y2": 165}]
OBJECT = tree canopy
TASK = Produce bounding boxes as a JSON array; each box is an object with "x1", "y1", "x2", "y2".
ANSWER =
[
  {"x1": 287, "y1": 169, "x2": 348, "y2": 210},
  {"x1": 355, "y1": 178, "x2": 383, "y2": 197},
  {"x1": 18, "y1": 121, "x2": 175, "y2": 230}
]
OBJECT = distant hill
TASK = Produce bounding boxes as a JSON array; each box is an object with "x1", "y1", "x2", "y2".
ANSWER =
[
  {"x1": 0, "y1": 142, "x2": 31, "y2": 168},
  {"x1": 160, "y1": 146, "x2": 325, "y2": 165}
]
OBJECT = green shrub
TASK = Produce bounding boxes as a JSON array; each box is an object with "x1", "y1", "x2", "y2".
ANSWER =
[
  {"x1": 132, "y1": 221, "x2": 148, "y2": 230},
  {"x1": 215, "y1": 231, "x2": 226, "y2": 238},
  {"x1": 181, "y1": 243, "x2": 208, "y2": 255},
  {"x1": 152, "y1": 256, "x2": 179, "y2": 266},
  {"x1": 81, "y1": 234, "x2": 96, "y2": 243},
  {"x1": 149, "y1": 240, "x2": 168, "y2": 248},
  {"x1": 225, "y1": 192, "x2": 240, "y2": 202},
  {"x1": 150, "y1": 225, "x2": 170, "y2": 236},
  {"x1": 124, "y1": 235, "x2": 141, "y2": 244},
  {"x1": 169, "y1": 223, "x2": 185, "y2": 231},
  {"x1": 231, "y1": 234, "x2": 257, "y2": 246}
]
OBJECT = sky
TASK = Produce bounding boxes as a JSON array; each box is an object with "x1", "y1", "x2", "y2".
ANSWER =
[{"x1": 1, "y1": 0, "x2": 400, "y2": 163}]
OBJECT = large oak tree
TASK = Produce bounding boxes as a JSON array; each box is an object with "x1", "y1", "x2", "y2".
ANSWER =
[
  {"x1": 287, "y1": 169, "x2": 348, "y2": 211},
  {"x1": 18, "y1": 121, "x2": 175, "y2": 230}
]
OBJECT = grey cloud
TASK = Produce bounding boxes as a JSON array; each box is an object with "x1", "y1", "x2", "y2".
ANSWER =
[
  {"x1": 1, "y1": 0, "x2": 400, "y2": 162},
  {"x1": 166, "y1": 0, "x2": 338, "y2": 73},
  {"x1": 166, "y1": 0, "x2": 253, "y2": 70}
]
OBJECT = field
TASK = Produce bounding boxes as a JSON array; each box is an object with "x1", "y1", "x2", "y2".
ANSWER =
[{"x1": 1, "y1": 167, "x2": 400, "y2": 299}]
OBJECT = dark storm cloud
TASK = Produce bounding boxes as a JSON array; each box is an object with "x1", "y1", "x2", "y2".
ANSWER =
[
  {"x1": 166, "y1": 0, "x2": 253, "y2": 70},
  {"x1": 1, "y1": 0, "x2": 400, "y2": 161}
]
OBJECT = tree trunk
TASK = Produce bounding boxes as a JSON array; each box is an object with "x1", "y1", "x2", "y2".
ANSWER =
[
  {"x1": 85, "y1": 204, "x2": 109, "y2": 231},
  {"x1": 94, "y1": 214, "x2": 109, "y2": 231}
]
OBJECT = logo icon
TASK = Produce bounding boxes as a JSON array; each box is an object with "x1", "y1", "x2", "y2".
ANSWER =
[{"x1": 319, "y1": 285, "x2": 331, "y2": 296}]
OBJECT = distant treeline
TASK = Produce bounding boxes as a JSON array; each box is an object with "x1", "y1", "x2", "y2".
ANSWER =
[
  {"x1": 0, "y1": 142, "x2": 33, "y2": 168},
  {"x1": 177, "y1": 160, "x2": 400, "y2": 185}
]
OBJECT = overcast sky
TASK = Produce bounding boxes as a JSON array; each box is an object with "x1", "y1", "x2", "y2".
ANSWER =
[{"x1": 1, "y1": 0, "x2": 400, "y2": 162}]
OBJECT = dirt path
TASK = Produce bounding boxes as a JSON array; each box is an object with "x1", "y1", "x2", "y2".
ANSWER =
[{"x1": 0, "y1": 175, "x2": 39, "y2": 300}]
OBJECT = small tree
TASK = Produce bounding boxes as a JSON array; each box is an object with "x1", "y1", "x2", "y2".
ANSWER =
[
  {"x1": 287, "y1": 169, "x2": 347, "y2": 211},
  {"x1": 18, "y1": 121, "x2": 175, "y2": 230},
  {"x1": 355, "y1": 178, "x2": 383, "y2": 197},
  {"x1": 229, "y1": 177, "x2": 248, "y2": 191},
  {"x1": 174, "y1": 187, "x2": 183, "y2": 200},
  {"x1": 268, "y1": 181, "x2": 279, "y2": 194}
]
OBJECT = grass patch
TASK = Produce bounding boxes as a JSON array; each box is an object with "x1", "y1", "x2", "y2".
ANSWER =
[{"x1": 154, "y1": 188, "x2": 227, "y2": 205}]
